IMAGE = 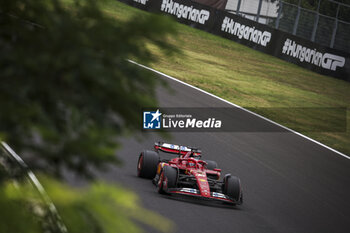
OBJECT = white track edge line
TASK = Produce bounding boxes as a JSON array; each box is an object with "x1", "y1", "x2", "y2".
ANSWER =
[{"x1": 128, "y1": 59, "x2": 350, "y2": 160}]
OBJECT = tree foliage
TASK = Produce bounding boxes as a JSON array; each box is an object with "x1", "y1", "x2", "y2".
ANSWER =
[
  {"x1": 0, "y1": 176, "x2": 174, "y2": 233},
  {"x1": 0, "y1": 0, "x2": 178, "y2": 232},
  {"x1": 0, "y1": 0, "x2": 177, "y2": 178}
]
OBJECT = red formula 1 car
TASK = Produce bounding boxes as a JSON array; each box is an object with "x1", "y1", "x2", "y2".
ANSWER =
[{"x1": 137, "y1": 142, "x2": 243, "y2": 205}]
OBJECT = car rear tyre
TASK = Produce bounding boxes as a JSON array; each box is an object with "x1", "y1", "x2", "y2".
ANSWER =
[
  {"x1": 205, "y1": 160, "x2": 218, "y2": 170},
  {"x1": 137, "y1": 150, "x2": 159, "y2": 179},
  {"x1": 223, "y1": 175, "x2": 242, "y2": 204},
  {"x1": 158, "y1": 166, "x2": 178, "y2": 194}
]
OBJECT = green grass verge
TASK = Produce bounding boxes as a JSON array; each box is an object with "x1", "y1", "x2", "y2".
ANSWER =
[{"x1": 97, "y1": 0, "x2": 350, "y2": 155}]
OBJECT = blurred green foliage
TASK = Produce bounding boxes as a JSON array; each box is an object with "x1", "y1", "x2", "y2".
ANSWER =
[
  {"x1": 0, "y1": 0, "x2": 177, "y2": 232},
  {"x1": 0, "y1": 0, "x2": 177, "y2": 178},
  {"x1": 0, "y1": 176, "x2": 174, "y2": 233},
  {"x1": 0, "y1": 183, "x2": 42, "y2": 233}
]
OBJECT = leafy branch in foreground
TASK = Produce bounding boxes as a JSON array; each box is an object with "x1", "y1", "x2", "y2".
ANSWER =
[
  {"x1": 0, "y1": 175, "x2": 174, "y2": 233},
  {"x1": 0, "y1": 0, "x2": 178, "y2": 178},
  {"x1": 0, "y1": 0, "x2": 178, "y2": 232}
]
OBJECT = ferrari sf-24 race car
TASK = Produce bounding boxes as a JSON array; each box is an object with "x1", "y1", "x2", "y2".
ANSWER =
[{"x1": 137, "y1": 142, "x2": 243, "y2": 205}]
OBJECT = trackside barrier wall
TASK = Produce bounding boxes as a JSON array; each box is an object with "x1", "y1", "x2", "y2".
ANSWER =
[{"x1": 119, "y1": 0, "x2": 350, "y2": 81}]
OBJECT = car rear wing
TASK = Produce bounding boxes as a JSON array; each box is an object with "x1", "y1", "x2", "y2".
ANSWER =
[{"x1": 154, "y1": 142, "x2": 201, "y2": 156}]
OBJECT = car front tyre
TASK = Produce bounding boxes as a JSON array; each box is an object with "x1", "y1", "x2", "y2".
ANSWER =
[
  {"x1": 137, "y1": 150, "x2": 159, "y2": 179},
  {"x1": 223, "y1": 175, "x2": 243, "y2": 204}
]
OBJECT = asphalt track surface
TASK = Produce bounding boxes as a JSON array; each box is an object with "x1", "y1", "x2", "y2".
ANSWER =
[{"x1": 95, "y1": 72, "x2": 350, "y2": 233}]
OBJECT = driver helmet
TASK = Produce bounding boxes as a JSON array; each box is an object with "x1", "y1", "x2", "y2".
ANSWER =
[
  {"x1": 191, "y1": 152, "x2": 201, "y2": 159},
  {"x1": 188, "y1": 161, "x2": 196, "y2": 168}
]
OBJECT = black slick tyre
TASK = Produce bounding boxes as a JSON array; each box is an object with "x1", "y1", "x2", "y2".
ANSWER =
[
  {"x1": 205, "y1": 160, "x2": 218, "y2": 170},
  {"x1": 137, "y1": 150, "x2": 159, "y2": 179},
  {"x1": 158, "y1": 166, "x2": 178, "y2": 194},
  {"x1": 223, "y1": 175, "x2": 242, "y2": 204}
]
